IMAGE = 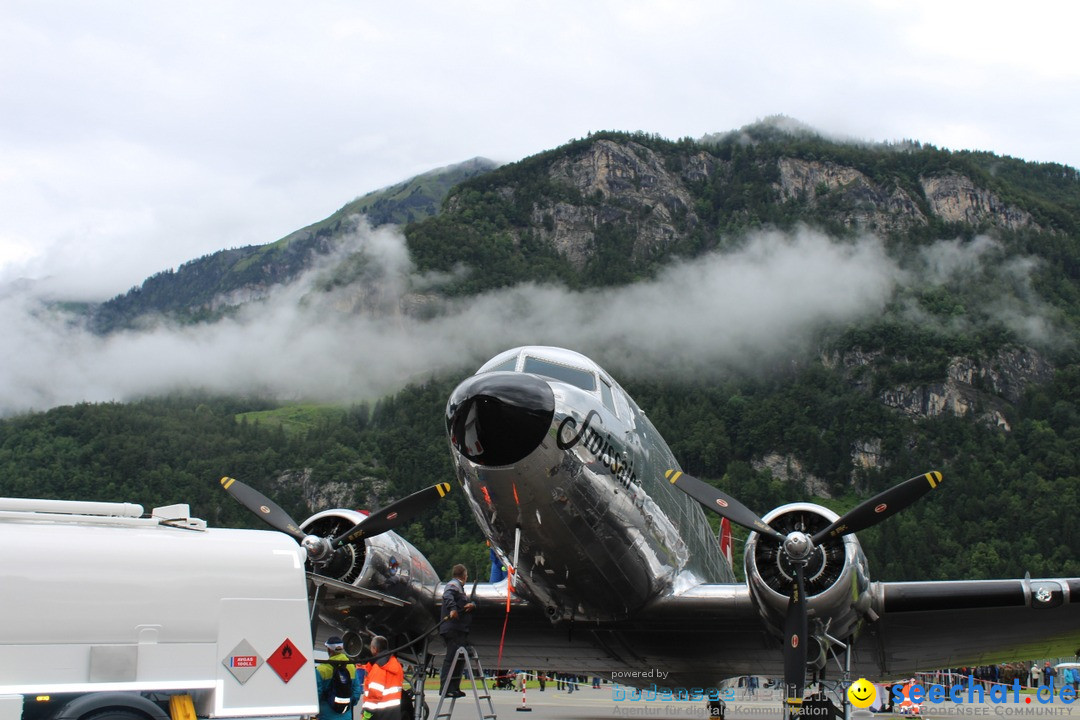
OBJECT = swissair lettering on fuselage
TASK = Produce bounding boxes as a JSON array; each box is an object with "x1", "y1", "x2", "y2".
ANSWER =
[{"x1": 557, "y1": 410, "x2": 638, "y2": 489}]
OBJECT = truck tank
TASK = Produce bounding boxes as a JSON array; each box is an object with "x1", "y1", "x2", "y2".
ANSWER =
[{"x1": 0, "y1": 499, "x2": 317, "y2": 718}]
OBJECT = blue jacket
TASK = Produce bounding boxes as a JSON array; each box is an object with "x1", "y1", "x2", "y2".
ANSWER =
[{"x1": 316, "y1": 653, "x2": 364, "y2": 720}]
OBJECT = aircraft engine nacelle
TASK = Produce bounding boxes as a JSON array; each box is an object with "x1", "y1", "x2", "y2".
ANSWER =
[
  {"x1": 744, "y1": 502, "x2": 872, "y2": 664},
  {"x1": 301, "y1": 509, "x2": 440, "y2": 644}
]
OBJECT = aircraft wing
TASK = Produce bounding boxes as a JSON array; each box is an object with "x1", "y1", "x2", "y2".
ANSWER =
[
  {"x1": 457, "y1": 578, "x2": 1080, "y2": 685},
  {"x1": 308, "y1": 572, "x2": 408, "y2": 608},
  {"x1": 461, "y1": 582, "x2": 778, "y2": 682},
  {"x1": 863, "y1": 578, "x2": 1080, "y2": 675},
  {"x1": 636, "y1": 578, "x2": 1080, "y2": 679}
]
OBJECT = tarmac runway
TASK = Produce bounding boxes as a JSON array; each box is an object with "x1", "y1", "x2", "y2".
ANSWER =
[
  {"x1": 407, "y1": 686, "x2": 1080, "y2": 720},
  {"x1": 418, "y1": 683, "x2": 720, "y2": 719}
]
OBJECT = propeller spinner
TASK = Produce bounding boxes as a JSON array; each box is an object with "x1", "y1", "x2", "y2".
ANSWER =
[{"x1": 668, "y1": 469, "x2": 943, "y2": 714}]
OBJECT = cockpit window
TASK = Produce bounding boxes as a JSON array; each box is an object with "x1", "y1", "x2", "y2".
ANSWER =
[
  {"x1": 600, "y1": 378, "x2": 617, "y2": 415},
  {"x1": 522, "y1": 356, "x2": 596, "y2": 391},
  {"x1": 487, "y1": 356, "x2": 518, "y2": 373}
]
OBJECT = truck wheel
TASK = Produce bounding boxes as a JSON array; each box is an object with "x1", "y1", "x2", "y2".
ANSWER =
[{"x1": 83, "y1": 710, "x2": 151, "y2": 720}]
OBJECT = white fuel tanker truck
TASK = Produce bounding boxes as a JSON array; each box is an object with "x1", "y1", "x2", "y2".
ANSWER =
[
  {"x1": 0, "y1": 497, "x2": 318, "y2": 720},
  {"x1": 0, "y1": 480, "x2": 451, "y2": 720}
]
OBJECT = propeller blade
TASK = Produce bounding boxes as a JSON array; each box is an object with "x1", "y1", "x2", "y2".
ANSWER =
[
  {"x1": 783, "y1": 563, "x2": 809, "y2": 715},
  {"x1": 332, "y1": 482, "x2": 452, "y2": 547},
  {"x1": 811, "y1": 471, "x2": 943, "y2": 545},
  {"x1": 220, "y1": 476, "x2": 306, "y2": 542},
  {"x1": 666, "y1": 470, "x2": 787, "y2": 543}
]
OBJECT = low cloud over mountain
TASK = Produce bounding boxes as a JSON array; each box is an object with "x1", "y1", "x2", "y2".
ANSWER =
[{"x1": 0, "y1": 220, "x2": 1055, "y2": 416}]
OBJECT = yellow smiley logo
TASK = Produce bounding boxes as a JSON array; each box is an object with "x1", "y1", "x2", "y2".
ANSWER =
[{"x1": 847, "y1": 678, "x2": 877, "y2": 708}]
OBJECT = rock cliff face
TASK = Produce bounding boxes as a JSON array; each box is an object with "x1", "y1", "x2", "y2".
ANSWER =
[
  {"x1": 273, "y1": 467, "x2": 389, "y2": 516},
  {"x1": 879, "y1": 350, "x2": 1053, "y2": 432},
  {"x1": 753, "y1": 440, "x2": 890, "y2": 488},
  {"x1": 824, "y1": 346, "x2": 1053, "y2": 433},
  {"x1": 921, "y1": 175, "x2": 1035, "y2": 230},
  {"x1": 752, "y1": 452, "x2": 832, "y2": 498},
  {"x1": 774, "y1": 158, "x2": 926, "y2": 232},
  {"x1": 528, "y1": 139, "x2": 698, "y2": 268},
  {"x1": 782, "y1": 346, "x2": 1054, "y2": 481},
  {"x1": 851, "y1": 439, "x2": 886, "y2": 472},
  {"x1": 512, "y1": 142, "x2": 1042, "y2": 272},
  {"x1": 772, "y1": 159, "x2": 1039, "y2": 234}
]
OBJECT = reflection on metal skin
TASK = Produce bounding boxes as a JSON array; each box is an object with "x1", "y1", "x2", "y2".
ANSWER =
[
  {"x1": 446, "y1": 372, "x2": 555, "y2": 467},
  {"x1": 302, "y1": 508, "x2": 439, "y2": 639},
  {"x1": 745, "y1": 502, "x2": 870, "y2": 654},
  {"x1": 448, "y1": 347, "x2": 733, "y2": 622}
]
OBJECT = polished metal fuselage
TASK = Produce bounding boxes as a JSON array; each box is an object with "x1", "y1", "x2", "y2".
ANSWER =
[
  {"x1": 451, "y1": 350, "x2": 734, "y2": 622},
  {"x1": 301, "y1": 508, "x2": 440, "y2": 641}
]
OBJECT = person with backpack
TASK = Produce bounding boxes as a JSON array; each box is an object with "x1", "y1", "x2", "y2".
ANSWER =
[
  {"x1": 361, "y1": 635, "x2": 404, "y2": 720},
  {"x1": 1044, "y1": 661, "x2": 1058, "y2": 689},
  {"x1": 316, "y1": 636, "x2": 362, "y2": 720}
]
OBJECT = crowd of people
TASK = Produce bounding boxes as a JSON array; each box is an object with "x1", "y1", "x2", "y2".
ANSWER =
[
  {"x1": 489, "y1": 670, "x2": 605, "y2": 692},
  {"x1": 925, "y1": 660, "x2": 1078, "y2": 690}
]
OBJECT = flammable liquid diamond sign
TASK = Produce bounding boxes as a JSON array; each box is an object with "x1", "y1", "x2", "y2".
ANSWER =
[
  {"x1": 267, "y1": 637, "x2": 307, "y2": 682},
  {"x1": 222, "y1": 639, "x2": 263, "y2": 685}
]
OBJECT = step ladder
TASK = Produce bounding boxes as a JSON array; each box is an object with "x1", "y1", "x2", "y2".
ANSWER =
[{"x1": 432, "y1": 644, "x2": 497, "y2": 720}]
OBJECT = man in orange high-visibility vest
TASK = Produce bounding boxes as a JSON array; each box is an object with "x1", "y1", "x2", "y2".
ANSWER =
[
  {"x1": 362, "y1": 635, "x2": 404, "y2": 720},
  {"x1": 898, "y1": 678, "x2": 922, "y2": 715}
]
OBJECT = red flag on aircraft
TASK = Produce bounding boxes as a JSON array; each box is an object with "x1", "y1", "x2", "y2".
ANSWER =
[{"x1": 719, "y1": 517, "x2": 733, "y2": 569}]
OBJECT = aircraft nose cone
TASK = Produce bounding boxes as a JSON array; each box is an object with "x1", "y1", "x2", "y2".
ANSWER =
[{"x1": 446, "y1": 372, "x2": 555, "y2": 467}]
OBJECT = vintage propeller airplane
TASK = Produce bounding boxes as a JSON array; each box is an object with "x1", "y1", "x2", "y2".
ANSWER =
[{"x1": 223, "y1": 346, "x2": 1080, "y2": 716}]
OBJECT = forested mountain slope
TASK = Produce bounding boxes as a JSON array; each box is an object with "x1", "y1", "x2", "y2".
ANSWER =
[{"x1": 90, "y1": 157, "x2": 495, "y2": 333}]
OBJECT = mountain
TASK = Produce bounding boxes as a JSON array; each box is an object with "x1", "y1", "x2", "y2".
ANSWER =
[
  {"x1": 4, "y1": 119, "x2": 1080, "y2": 581},
  {"x1": 89, "y1": 122, "x2": 1080, "y2": 335},
  {"x1": 345, "y1": 157, "x2": 498, "y2": 226},
  {"x1": 407, "y1": 124, "x2": 1079, "y2": 295},
  {"x1": 89, "y1": 157, "x2": 497, "y2": 333}
]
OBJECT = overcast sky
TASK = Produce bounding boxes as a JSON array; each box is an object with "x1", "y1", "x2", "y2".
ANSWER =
[{"x1": 2, "y1": 0, "x2": 1078, "y2": 301}]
